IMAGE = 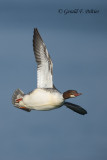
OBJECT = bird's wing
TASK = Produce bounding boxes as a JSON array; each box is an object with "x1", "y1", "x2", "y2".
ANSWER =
[
  {"x1": 33, "y1": 28, "x2": 53, "y2": 88},
  {"x1": 64, "y1": 102, "x2": 87, "y2": 115}
]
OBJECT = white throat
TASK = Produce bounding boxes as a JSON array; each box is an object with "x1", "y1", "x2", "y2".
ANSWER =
[{"x1": 70, "y1": 95, "x2": 76, "y2": 98}]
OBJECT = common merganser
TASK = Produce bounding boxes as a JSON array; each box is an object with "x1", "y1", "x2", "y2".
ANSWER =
[{"x1": 12, "y1": 29, "x2": 87, "y2": 115}]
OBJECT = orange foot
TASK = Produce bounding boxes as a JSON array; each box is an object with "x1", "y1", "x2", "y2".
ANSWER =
[
  {"x1": 19, "y1": 106, "x2": 31, "y2": 112},
  {"x1": 15, "y1": 98, "x2": 22, "y2": 103}
]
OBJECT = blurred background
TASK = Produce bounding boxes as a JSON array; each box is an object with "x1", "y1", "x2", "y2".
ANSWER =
[{"x1": 0, "y1": 0, "x2": 107, "y2": 159}]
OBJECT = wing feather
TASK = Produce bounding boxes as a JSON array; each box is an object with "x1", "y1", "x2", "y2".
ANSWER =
[{"x1": 33, "y1": 28, "x2": 53, "y2": 88}]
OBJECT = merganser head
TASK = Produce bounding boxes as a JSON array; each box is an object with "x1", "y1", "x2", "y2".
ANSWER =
[{"x1": 63, "y1": 90, "x2": 82, "y2": 99}]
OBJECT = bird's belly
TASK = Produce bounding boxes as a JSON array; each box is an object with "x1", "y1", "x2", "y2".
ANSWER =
[{"x1": 23, "y1": 89, "x2": 64, "y2": 110}]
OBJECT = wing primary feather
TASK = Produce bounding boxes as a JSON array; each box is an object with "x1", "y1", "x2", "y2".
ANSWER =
[{"x1": 33, "y1": 28, "x2": 54, "y2": 88}]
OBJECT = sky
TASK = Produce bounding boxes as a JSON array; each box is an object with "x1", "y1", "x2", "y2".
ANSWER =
[{"x1": 0, "y1": 0, "x2": 107, "y2": 160}]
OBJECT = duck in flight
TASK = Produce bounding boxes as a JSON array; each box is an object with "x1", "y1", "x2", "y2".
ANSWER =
[{"x1": 12, "y1": 28, "x2": 87, "y2": 115}]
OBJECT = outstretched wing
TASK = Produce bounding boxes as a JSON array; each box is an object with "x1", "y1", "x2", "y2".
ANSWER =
[
  {"x1": 33, "y1": 28, "x2": 53, "y2": 88},
  {"x1": 64, "y1": 102, "x2": 87, "y2": 115}
]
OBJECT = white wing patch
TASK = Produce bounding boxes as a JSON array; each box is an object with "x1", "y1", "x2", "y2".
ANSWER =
[{"x1": 33, "y1": 28, "x2": 53, "y2": 88}]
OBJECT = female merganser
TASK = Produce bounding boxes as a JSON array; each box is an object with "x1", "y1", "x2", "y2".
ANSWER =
[{"x1": 12, "y1": 28, "x2": 87, "y2": 115}]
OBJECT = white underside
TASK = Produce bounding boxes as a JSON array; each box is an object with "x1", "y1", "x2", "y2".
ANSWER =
[{"x1": 19, "y1": 89, "x2": 64, "y2": 111}]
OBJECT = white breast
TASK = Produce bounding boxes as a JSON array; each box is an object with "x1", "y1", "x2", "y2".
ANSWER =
[{"x1": 23, "y1": 89, "x2": 64, "y2": 110}]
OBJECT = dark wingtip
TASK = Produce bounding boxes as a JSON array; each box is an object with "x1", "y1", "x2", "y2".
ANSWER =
[
  {"x1": 34, "y1": 28, "x2": 38, "y2": 33},
  {"x1": 33, "y1": 28, "x2": 43, "y2": 42},
  {"x1": 33, "y1": 28, "x2": 40, "y2": 53},
  {"x1": 80, "y1": 109, "x2": 87, "y2": 115}
]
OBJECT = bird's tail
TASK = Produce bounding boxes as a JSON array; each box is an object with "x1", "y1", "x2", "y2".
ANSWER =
[
  {"x1": 64, "y1": 102, "x2": 87, "y2": 115},
  {"x1": 12, "y1": 89, "x2": 24, "y2": 108}
]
